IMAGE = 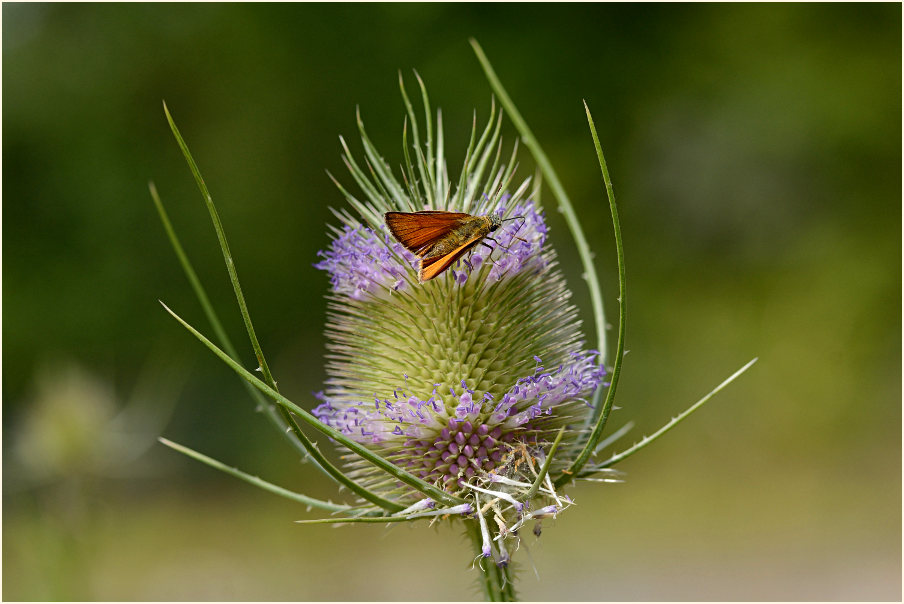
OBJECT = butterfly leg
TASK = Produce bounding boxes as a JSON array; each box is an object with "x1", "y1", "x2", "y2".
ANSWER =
[
  {"x1": 485, "y1": 236, "x2": 516, "y2": 253},
  {"x1": 509, "y1": 219, "x2": 529, "y2": 245}
]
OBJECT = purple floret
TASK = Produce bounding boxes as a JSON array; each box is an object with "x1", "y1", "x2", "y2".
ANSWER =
[
  {"x1": 313, "y1": 350, "x2": 605, "y2": 484},
  {"x1": 313, "y1": 225, "x2": 417, "y2": 299},
  {"x1": 314, "y1": 201, "x2": 549, "y2": 297},
  {"x1": 491, "y1": 351, "x2": 606, "y2": 429}
]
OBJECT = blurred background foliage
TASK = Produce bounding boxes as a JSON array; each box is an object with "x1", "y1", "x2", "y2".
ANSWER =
[{"x1": 3, "y1": 3, "x2": 900, "y2": 600}]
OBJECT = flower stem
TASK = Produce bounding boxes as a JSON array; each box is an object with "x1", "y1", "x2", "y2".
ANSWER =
[
  {"x1": 470, "y1": 39, "x2": 607, "y2": 364},
  {"x1": 160, "y1": 301, "x2": 465, "y2": 509},
  {"x1": 468, "y1": 523, "x2": 517, "y2": 601},
  {"x1": 554, "y1": 102, "x2": 626, "y2": 487},
  {"x1": 149, "y1": 182, "x2": 315, "y2": 462}
]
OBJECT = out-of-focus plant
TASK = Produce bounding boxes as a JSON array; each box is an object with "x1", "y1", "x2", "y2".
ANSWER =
[
  {"x1": 8, "y1": 358, "x2": 180, "y2": 599},
  {"x1": 13, "y1": 359, "x2": 179, "y2": 487},
  {"x1": 154, "y1": 41, "x2": 755, "y2": 601}
]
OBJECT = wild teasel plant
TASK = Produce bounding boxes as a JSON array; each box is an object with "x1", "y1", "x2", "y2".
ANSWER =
[{"x1": 153, "y1": 41, "x2": 756, "y2": 601}]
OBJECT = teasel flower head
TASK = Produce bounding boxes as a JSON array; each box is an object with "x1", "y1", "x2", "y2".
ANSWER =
[
  {"x1": 312, "y1": 79, "x2": 607, "y2": 566},
  {"x1": 156, "y1": 45, "x2": 756, "y2": 601}
]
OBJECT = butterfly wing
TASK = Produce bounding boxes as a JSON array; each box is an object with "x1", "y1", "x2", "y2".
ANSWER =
[
  {"x1": 418, "y1": 236, "x2": 482, "y2": 282},
  {"x1": 385, "y1": 211, "x2": 471, "y2": 256}
]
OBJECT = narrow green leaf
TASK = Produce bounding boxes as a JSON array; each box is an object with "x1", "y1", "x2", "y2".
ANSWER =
[
  {"x1": 362, "y1": 155, "x2": 398, "y2": 213},
  {"x1": 160, "y1": 301, "x2": 408, "y2": 512},
  {"x1": 294, "y1": 516, "x2": 420, "y2": 525},
  {"x1": 158, "y1": 437, "x2": 350, "y2": 512},
  {"x1": 162, "y1": 102, "x2": 276, "y2": 390},
  {"x1": 525, "y1": 427, "x2": 565, "y2": 501},
  {"x1": 161, "y1": 104, "x2": 322, "y2": 488},
  {"x1": 470, "y1": 39, "x2": 607, "y2": 366},
  {"x1": 149, "y1": 181, "x2": 316, "y2": 464},
  {"x1": 160, "y1": 301, "x2": 466, "y2": 508},
  {"x1": 596, "y1": 358, "x2": 759, "y2": 470},
  {"x1": 411, "y1": 143, "x2": 436, "y2": 209},
  {"x1": 154, "y1": 110, "x2": 408, "y2": 511},
  {"x1": 294, "y1": 508, "x2": 468, "y2": 525},
  {"x1": 555, "y1": 102, "x2": 626, "y2": 487}
]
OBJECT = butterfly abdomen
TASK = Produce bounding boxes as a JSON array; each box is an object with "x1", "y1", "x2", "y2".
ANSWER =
[{"x1": 421, "y1": 217, "x2": 491, "y2": 258}]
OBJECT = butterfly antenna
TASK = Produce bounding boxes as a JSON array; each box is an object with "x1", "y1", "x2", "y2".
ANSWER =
[
  {"x1": 506, "y1": 215, "x2": 528, "y2": 244},
  {"x1": 492, "y1": 216, "x2": 528, "y2": 250}
]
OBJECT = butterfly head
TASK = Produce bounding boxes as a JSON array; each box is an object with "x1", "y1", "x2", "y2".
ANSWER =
[
  {"x1": 488, "y1": 214, "x2": 503, "y2": 231},
  {"x1": 489, "y1": 214, "x2": 525, "y2": 232}
]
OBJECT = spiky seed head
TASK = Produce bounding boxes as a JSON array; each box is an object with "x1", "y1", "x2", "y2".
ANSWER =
[{"x1": 313, "y1": 86, "x2": 606, "y2": 564}]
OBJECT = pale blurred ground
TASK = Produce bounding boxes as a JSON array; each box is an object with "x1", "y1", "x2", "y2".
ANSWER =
[
  {"x1": 4, "y1": 473, "x2": 898, "y2": 600},
  {"x1": 4, "y1": 3, "x2": 900, "y2": 601}
]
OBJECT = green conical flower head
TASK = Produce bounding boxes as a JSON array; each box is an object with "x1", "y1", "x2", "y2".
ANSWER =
[{"x1": 313, "y1": 87, "x2": 605, "y2": 558}]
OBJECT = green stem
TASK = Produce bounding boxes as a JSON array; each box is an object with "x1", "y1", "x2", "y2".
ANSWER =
[
  {"x1": 161, "y1": 301, "x2": 466, "y2": 509},
  {"x1": 295, "y1": 516, "x2": 419, "y2": 525},
  {"x1": 593, "y1": 358, "x2": 759, "y2": 471},
  {"x1": 161, "y1": 104, "x2": 312, "y2": 467},
  {"x1": 157, "y1": 115, "x2": 399, "y2": 509},
  {"x1": 162, "y1": 103, "x2": 275, "y2": 389},
  {"x1": 555, "y1": 102, "x2": 627, "y2": 488},
  {"x1": 470, "y1": 39, "x2": 607, "y2": 365},
  {"x1": 157, "y1": 438, "x2": 350, "y2": 512},
  {"x1": 468, "y1": 523, "x2": 517, "y2": 601},
  {"x1": 149, "y1": 182, "x2": 314, "y2": 463},
  {"x1": 525, "y1": 427, "x2": 564, "y2": 501}
]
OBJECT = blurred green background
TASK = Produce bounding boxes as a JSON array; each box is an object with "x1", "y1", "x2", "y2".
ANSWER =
[{"x1": 3, "y1": 3, "x2": 900, "y2": 600}]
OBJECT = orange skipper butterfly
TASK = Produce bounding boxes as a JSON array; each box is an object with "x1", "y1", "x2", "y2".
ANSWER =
[{"x1": 384, "y1": 211, "x2": 522, "y2": 282}]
